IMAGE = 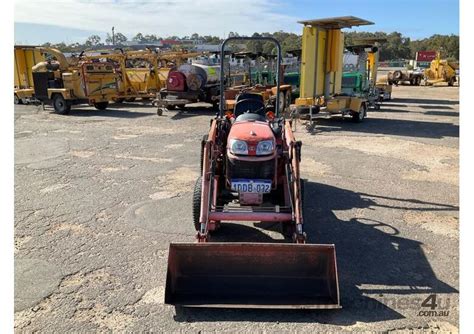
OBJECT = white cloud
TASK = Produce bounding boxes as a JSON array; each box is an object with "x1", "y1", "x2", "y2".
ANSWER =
[{"x1": 14, "y1": 0, "x2": 301, "y2": 38}]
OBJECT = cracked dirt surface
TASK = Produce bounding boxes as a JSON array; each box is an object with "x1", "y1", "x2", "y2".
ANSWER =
[{"x1": 15, "y1": 85, "x2": 458, "y2": 332}]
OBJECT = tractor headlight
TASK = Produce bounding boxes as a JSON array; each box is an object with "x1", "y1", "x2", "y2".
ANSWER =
[
  {"x1": 256, "y1": 140, "x2": 274, "y2": 156},
  {"x1": 229, "y1": 139, "x2": 248, "y2": 155}
]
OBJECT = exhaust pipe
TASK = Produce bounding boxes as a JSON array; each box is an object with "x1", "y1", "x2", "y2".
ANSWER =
[{"x1": 165, "y1": 242, "x2": 340, "y2": 309}]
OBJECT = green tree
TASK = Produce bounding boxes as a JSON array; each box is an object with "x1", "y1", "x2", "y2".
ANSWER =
[
  {"x1": 106, "y1": 32, "x2": 127, "y2": 45},
  {"x1": 85, "y1": 34, "x2": 101, "y2": 47},
  {"x1": 132, "y1": 33, "x2": 145, "y2": 43},
  {"x1": 144, "y1": 34, "x2": 159, "y2": 43}
]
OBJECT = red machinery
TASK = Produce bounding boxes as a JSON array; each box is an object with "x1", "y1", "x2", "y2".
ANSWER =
[{"x1": 164, "y1": 37, "x2": 340, "y2": 309}]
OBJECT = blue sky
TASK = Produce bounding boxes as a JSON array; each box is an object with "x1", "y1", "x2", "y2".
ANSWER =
[{"x1": 14, "y1": 0, "x2": 459, "y2": 45}]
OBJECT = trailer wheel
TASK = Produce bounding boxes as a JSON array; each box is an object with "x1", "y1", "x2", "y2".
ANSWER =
[
  {"x1": 352, "y1": 104, "x2": 366, "y2": 123},
  {"x1": 192, "y1": 176, "x2": 202, "y2": 231},
  {"x1": 94, "y1": 102, "x2": 109, "y2": 110},
  {"x1": 448, "y1": 77, "x2": 455, "y2": 86},
  {"x1": 125, "y1": 97, "x2": 136, "y2": 102},
  {"x1": 14, "y1": 94, "x2": 22, "y2": 105},
  {"x1": 52, "y1": 94, "x2": 71, "y2": 115},
  {"x1": 114, "y1": 98, "x2": 125, "y2": 103}
]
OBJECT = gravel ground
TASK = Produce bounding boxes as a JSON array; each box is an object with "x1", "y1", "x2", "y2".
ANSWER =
[{"x1": 14, "y1": 85, "x2": 459, "y2": 333}]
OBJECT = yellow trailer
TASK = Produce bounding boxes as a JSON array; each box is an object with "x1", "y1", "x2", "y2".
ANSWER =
[
  {"x1": 292, "y1": 16, "x2": 374, "y2": 122},
  {"x1": 32, "y1": 47, "x2": 119, "y2": 114},
  {"x1": 82, "y1": 49, "x2": 200, "y2": 103},
  {"x1": 14, "y1": 45, "x2": 45, "y2": 104}
]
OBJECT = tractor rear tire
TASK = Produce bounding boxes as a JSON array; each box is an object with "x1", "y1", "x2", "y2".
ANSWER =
[
  {"x1": 94, "y1": 102, "x2": 109, "y2": 110},
  {"x1": 192, "y1": 176, "x2": 202, "y2": 231},
  {"x1": 52, "y1": 94, "x2": 71, "y2": 115}
]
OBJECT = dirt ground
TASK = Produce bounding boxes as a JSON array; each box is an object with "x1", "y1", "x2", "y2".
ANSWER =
[{"x1": 14, "y1": 84, "x2": 459, "y2": 333}]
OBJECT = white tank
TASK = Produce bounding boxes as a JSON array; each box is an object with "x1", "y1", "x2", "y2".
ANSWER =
[{"x1": 190, "y1": 63, "x2": 220, "y2": 84}]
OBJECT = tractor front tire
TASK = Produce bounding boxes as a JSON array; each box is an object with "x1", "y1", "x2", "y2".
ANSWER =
[
  {"x1": 192, "y1": 177, "x2": 202, "y2": 231},
  {"x1": 94, "y1": 102, "x2": 109, "y2": 110},
  {"x1": 52, "y1": 94, "x2": 71, "y2": 115}
]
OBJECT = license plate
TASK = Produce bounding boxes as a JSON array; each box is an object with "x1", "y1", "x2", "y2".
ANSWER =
[{"x1": 231, "y1": 179, "x2": 272, "y2": 193}]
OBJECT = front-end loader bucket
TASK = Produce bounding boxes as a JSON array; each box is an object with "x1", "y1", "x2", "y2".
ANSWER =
[{"x1": 165, "y1": 242, "x2": 340, "y2": 309}]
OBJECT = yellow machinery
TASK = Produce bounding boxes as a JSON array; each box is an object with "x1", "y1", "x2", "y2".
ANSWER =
[
  {"x1": 14, "y1": 46, "x2": 45, "y2": 104},
  {"x1": 424, "y1": 53, "x2": 458, "y2": 86},
  {"x1": 83, "y1": 49, "x2": 201, "y2": 102},
  {"x1": 32, "y1": 47, "x2": 119, "y2": 114},
  {"x1": 293, "y1": 16, "x2": 375, "y2": 122},
  {"x1": 83, "y1": 51, "x2": 156, "y2": 102},
  {"x1": 356, "y1": 37, "x2": 393, "y2": 101}
]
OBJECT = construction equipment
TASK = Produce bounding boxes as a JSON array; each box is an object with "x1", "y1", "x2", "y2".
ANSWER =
[
  {"x1": 222, "y1": 52, "x2": 293, "y2": 115},
  {"x1": 32, "y1": 47, "x2": 119, "y2": 114},
  {"x1": 347, "y1": 37, "x2": 390, "y2": 103},
  {"x1": 293, "y1": 16, "x2": 375, "y2": 123},
  {"x1": 424, "y1": 53, "x2": 458, "y2": 86},
  {"x1": 82, "y1": 50, "x2": 160, "y2": 102},
  {"x1": 14, "y1": 46, "x2": 46, "y2": 104},
  {"x1": 341, "y1": 42, "x2": 382, "y2": 110},
  {"x1": 164, "y1": 37, "x2": 340, "y2": 309},
  {"x1": 81, "y1": 49, "x2": 200, "y2": 105},
  {"x1": 154, "y1": 58, "x2": 221, "y2": 114}
]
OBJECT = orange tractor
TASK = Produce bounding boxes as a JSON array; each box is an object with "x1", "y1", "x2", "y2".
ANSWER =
[{"x1": 165, "y1": 37, "x2": 340, "y2": 309}]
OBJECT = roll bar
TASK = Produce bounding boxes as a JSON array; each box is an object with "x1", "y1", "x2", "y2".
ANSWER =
[{"x1": 219, "y1": 37, "x2": 282, "y2": 117}]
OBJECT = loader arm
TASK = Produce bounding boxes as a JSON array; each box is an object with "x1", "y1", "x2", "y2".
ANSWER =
[
  {"x1": 198, "y1": 119, "x2": 219, "y2": 242},
  {"x1": 285, "y1": 121, "x2": 305, "y2": 242}
]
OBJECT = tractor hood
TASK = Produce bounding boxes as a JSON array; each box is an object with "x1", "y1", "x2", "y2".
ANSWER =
[
  {"x1": 227, "y1": 120, "x2": 276, "y2": 157},
  {"x1": 228, "y1": 120, "x2": 275, "y2": 143}
]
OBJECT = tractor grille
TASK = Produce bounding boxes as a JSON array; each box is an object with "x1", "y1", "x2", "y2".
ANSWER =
[{"x1": 226, "y1": 157, "x2": 275, "y2": 180}]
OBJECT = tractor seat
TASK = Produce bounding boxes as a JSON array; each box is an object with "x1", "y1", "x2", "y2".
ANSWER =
[
  {"x1": 235, "y1": 112, "x2": 266, "y2": 122},
  {"x1": 234, "y1": 92, "x2": 266, "y2": 119},
  {"x1": 236, "y1": 92, "x2": 264, "y2": 104},
  {"x1": 234, "y1": 99, "x2": 266, "y2": 120}
]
